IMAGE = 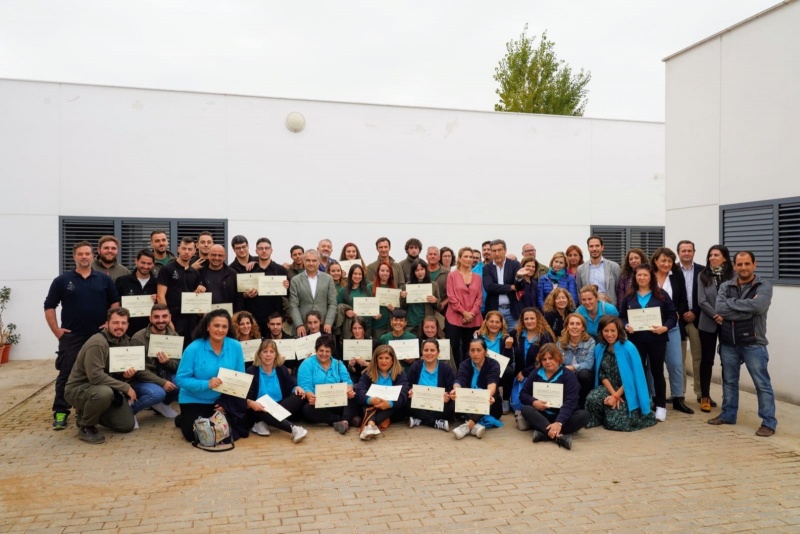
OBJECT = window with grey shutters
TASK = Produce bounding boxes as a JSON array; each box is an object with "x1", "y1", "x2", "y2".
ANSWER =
[{"x1": 589, "y1": 226, "x2": 665, "y2": 265}]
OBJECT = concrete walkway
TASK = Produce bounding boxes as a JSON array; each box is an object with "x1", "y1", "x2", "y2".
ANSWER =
[{"x1": 1, "y1": 360, "x2": 798, "y2": 532}]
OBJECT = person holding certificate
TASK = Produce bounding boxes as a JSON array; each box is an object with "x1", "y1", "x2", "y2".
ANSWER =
[
  {"x1": 339, "y1": 242, "x2": 367, "y2": 270},
  {"x1": 445, "y1": 247, "x2": 483, "y2": 368},
  {"x1": 336, "y1": 264, "x2": 375, "y2": 341},
  {"x1": 407, "y1": 339, "x2": 455, "y2": 431},
  {"x1": 450, "y1": 339, "x2": 502, "y2": 439},
  {"x1": 370, "y1": 262, "x2": 405, "y2": 339},
  {"x1": 556, "y1": 313, "x2": 595, "y2": 409},
  {"x1": 576, "y1": 285, "x2": 619, "y2": 341},
  {"x1": 401, "y1": 259, "x2": 440, "y2": 335},
  {"x1": 619, "y1": 265, "x2": 677, "y2": 422},
  {"x1": 326, "y1": 261, "x2": 348, "y2": 290},
  {"x1": 345, "y1": 317, "x2": 374, "y2": 382},
  {"x1": 297, "y1": 335, "x2": 358, "y2": 434},
  {"x1": 245, "y1": 340, "x2": 308, "y2": 443},
  {"x1": 417, "y1": 316, "x2": 453, "y2": 365},
  {"x1": 542, "y1": 287, "x2": 576, "y2": 339},
  {"x1": 354, "y1": 345, "x2": 409, "y2": 440},
  {"x1": 477, "y1": 311, "x2": 515, "y2": 414},
  {"x1": 175, "y1": 309, "x2": 247, "y2": 442},
  {"x1": 519, "y1": 343, "x2": 590, "y2": 450},
  {"x1": 585, "y1": 316, "x2": 656, "y2": 432}
]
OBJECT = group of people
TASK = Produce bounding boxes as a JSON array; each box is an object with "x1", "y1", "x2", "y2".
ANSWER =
[{"x1": 43, "y1": 230, "x2": 778, "y2": 447}]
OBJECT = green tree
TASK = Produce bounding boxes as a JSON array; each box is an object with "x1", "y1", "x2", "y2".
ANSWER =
[{"x1": 494, "y1": 25, "x2": 591, "y2": 116}]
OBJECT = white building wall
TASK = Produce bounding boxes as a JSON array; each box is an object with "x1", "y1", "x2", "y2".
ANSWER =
[
  {"x1": 0, "y1": 78, "x2": 664, "y2": 362},
  {"x1": 665, "y1": 0, "x2": 800, "y2": 403}
]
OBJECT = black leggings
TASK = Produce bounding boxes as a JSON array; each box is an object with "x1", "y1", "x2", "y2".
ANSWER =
[
  {"x1": 408, "y1": 402, "x2": 456, "y2": 426},
  {"x1": 631, "y1": 337, "x2": 667, "y2": 408},
  {"x1": 574, "y1": 369, "x2": 594, "y2": 409},
  {"x1": 444, "y1": 321, "x2": 478, "y2": 368},
  {"x1": 177, "y1": 403, "x2": 216, "y2": 442},
  {"x1": 698, "y1": 329, "x2": 719, "y2": 398},
  {"x1": 249, "y1": 395, "x2": 304, "y2": 433},
  {"x1": 520, "y1": 405, "x2": 590, "y2": 435},
  {"x1": 301, "y1": 398, "x2": 359, "y2": 426}
]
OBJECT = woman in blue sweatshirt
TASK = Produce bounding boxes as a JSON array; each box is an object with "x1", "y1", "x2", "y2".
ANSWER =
[
  {"x1": 354, "y1": 345, "x2": 409, "y2": 440},
  {"x1": 450, "y1": 338, "x2": 502, "y2": 439},
  {"x1": 407, "y1": 339, "x2": 456, "y2": 432}
]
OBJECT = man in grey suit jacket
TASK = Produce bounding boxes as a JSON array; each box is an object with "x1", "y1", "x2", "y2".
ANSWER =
[
  {"x1": 289, "y1": 249, "x2": 338, "y2": 337},
  {"x1": 576, "y1": 236, "x2": 622, "y2": 305}
]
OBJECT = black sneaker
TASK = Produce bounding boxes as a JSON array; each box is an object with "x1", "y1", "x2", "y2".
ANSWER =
[
  {"x1": 532, "y1": 430, "x2": 547, "y2": 443},
  {"x1": 53, "y1": 412, "x2": 68, "y2": 431},
  {"x1": 333, "y1": 421, "x2": 349, "y2": 435},
  {"x1": 556, "y1": 434, "x2": 573, "y2": 450},
  {"x1": 78, "y1": 425, "x2": 105, "y2": 444}
]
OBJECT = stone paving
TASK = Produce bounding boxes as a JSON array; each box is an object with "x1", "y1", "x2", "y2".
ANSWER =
[{"x1": 1, "y1": 360, "x2": 799, "y2": 533}]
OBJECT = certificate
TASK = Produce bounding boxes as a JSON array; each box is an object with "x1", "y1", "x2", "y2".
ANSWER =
[
  {"x1": 210, "y1": 303, "x2": 233, "y2": 315},
  {"x1": 366, "y1": 384, "x2": 403, "y2": 402},
  {"x1": 437, "y1": 339, "x2": 451, "y2": 361},
  {"x1": 406, "y1": 283, "x2": 433, "y2": 304},
  {"x1": 239, "y1": 339, "x2": 262, "y2": 363},
  {"x1": 121, "y1": 295, "x2": 153, "y2": 318},
  {"x1": 389, "y1": 339, "x2": 419, "y2": 360},
  {"x1": 147, "y1": 334, "x2": 184, "y2": 359},
  {"x1": 295, "y1": 332, "x2": 321, "y2": 360},
  {"x1": 256, "y1": 394, "x2": 292, "y2": 422},
  {"x1": 533, "y1": 382, "x2": 564, "y2": 409},
  {"x1": 314, "y1": 383, "x2": 348, "y2": 408},
  {"x1": 353, "y1": 297, "x2": 379, "y2": 316},
  {"x1": 487, "y1": 350, "x2": 510, "y2": 377},
  {"x1": 213, "y1": 368, "x2": 254, "y2": 399},
  {"x1": 258, "y1": 276, "x2": 287, "y2": 296},
  {"x1": 236, "y1": 273, "x2": 261, "y2": 292},
  {"x1": 411, "y1": 385, "x2": 445, "y2": 412},
  {"x1": 181, "y1": 292, "x2": 212, "y2": 314},
  {"x1": 338, "y1": 260, "x2": 360, "y2": 276},
  {"x1": 274, "y1": 339, "x2": 297, "y2": 360},
  {"x1": 455, "y1": 387, "x2": 490, "y2": 415},
  {"x1": 376, "y1": 287, "x2": 401, "y2": 308},
  {"x1": 343, "y1": 339, "x2": 373, "y2": 361},
  {"x1": 628, "y1": 307, "x2": 663, "y2": 332},
  {"x1": 108, "y1": 346, "x2": 146, "y2": 373}
]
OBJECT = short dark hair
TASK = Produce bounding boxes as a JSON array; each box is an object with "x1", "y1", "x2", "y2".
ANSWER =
[
  {"x1": 481, "y1": 241, "x2": 491, "y2": 248},
  {"x1": 315, "y1": 335, "x2": 336, "y2": 351},
  {"x1": 290, "y1": 245, "x2": 304, "y2": 255},
  {"x1": 587, "y1": 235, "x2": 604, "y2": 246},
  {"x1": 267, "y1": 312, "x2": 284, "y2": 322},
  {"x1": 231, "y1": 235, "x2": 248, "y2": 247},
  {"x1": 390, "y1": 308, "x2": 407, "y2": 319},
  {"x1": 405, "y1": 238, "x2": 422, "y2": 252},
  {"x1": 107, "y1": 307, "x2": 130, "y2": 321},
  {"x1": 72, "y1": 241, "x2": 92, "y2": 253},
  {"x1": 256, "y1": 237, "x2": 272, "y2": 247},
  {"x1": 598, "y1": 315, "x2": 626, "y2": 343},
  {"x1": 136, "y1": 249, "x2": 155, "y2": 261},
  {"x1": 735, "y1": 250, "x2": 756, "y2": 263},
  {"x1": 490, "y1": 239, "x2": 506, "y2": 250},
  {"x1": 376, "y1": 237, "x2": 391, "y2": 248},
  {"x1": 150, "y1": 229, "x2": 167, "y2": 239},
  {"x1": 198, "y1": 231, "x2": 213, "y2": 241},
  {"x1": 676, "y1": 240, "x2": 695, "y2": 252},
  {"x1": 180, "y1": 236, "x2": 195, "y2": 246},
  {"x1": 150, "y1": 303, "x2": 169, "y2": 314}
]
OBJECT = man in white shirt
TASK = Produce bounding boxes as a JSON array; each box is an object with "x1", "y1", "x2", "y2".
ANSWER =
[
  {"x1": 576, "y1": 235, "x2": 621, "y2": 305},
  {"x1": 289, "y1": 249, "x2": 337, "y2": 337}
]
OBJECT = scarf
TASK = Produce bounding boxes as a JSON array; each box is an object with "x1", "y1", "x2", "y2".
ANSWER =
[
  {"x1": 548, "y1": 268, "x2": 566, "y2": 282},
  {"x1": 710, "y1": 265, "x2": 724, "y2": 288}
]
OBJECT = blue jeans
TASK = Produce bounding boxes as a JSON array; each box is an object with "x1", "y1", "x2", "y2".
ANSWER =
[
  {"x1": 498, "y1": 305, "x2": 518, "y2": 331},
  {"x1": 665, "y1": 327, "x2": 684, "y2": 397},
  {"x1": 719, "y1": 344, "x2": 777, "y2": 430},
  {"x1": 130, "y1": 382, "x2": 166, "y2": 414}
]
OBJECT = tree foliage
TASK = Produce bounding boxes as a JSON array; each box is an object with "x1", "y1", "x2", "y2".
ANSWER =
[{"x1": 494, "y1": 25, "x2": 591, "y2": 116}]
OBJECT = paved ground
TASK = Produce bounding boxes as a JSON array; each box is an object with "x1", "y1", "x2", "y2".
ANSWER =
[{"x1": 1, "y1": 360, "x2": 799, "y2": 533}]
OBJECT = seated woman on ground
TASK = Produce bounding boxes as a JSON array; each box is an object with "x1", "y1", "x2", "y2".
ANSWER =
[
  {"x1": 449, "y1": 338, "x2": 503, "y2": 440},
  {"x1": 354, "y1": 345, "x2": 409, "y2": 440},
  {"x1": 245, "y1": 339, "x2": 308, "y2": 443},
  {"x1": 542, "y1": 287, "x2": 576, "y2": 338},
  {"x1": 518, "y1": 343, "x2": 590, "y2": 450},
  {"x1": 556, "y1": 313, "x2": 595, "y2": 408},
  {"x1": 585, "y1": 316, "x2": 656, "y2": 432},
  {"x1": 407, "y1": 338, "x2": 456, "y2": 432}
]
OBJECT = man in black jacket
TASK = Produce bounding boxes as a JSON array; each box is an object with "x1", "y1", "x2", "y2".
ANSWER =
[
  {"x1": 483, "y1": 239, "x2": 522, "y2": 330},
  {"x1": 115, "y1": 249, "x2": 158, "y2": 337}
]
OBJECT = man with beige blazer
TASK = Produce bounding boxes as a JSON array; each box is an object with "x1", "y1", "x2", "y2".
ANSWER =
[{"x1": 289, "y1": 249, "x2": 338, "y2": 337}]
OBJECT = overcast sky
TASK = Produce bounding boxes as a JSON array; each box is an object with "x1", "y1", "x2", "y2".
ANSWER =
[{"x1": 0, "y1": 0, "x2": 779, "y2": 122}]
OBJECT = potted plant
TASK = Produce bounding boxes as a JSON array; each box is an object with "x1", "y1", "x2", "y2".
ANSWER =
[{"x1": 0, "y1": 286, "x2": 20, "y2": 364}]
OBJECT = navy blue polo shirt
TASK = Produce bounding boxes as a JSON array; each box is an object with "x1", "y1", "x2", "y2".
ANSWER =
[{"x1": 44, "y1": 270, "x2": 119, "y2": 336}]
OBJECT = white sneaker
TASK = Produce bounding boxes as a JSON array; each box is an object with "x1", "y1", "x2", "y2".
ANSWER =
[
  {"x1": 151, "y1": 402, "x2": 179, "y2": 418},
  {"x1": 470, "y1": 423, "x2": 486, "y2": 439},
  {"x1": 516, "y1": 413, "x2": 531, "y2": 431},
  {"x1": 251, "y1": 421, "x2": 270, "y2": 436},
  {"x1": 434, "y1": 419, "x2": 449, "y2": 432},
  {"x1": 655, "y1": 407, "x2": 667, "y2": 422},
  {"x1": 359, "y1": 423, "x2": 381, "y2": 440},
  {"x1": 409, "y1": 417, "x2": 421, "y2": 428},
  {"x1": 133, "y1": 416, "x2": 139, "y2": 430},
  {"x1": 291, "y1": 425, "x2": 308, "y2": 443},
  {"x1": 452, "y1": 423, "x2": 470, "y2": 440}
]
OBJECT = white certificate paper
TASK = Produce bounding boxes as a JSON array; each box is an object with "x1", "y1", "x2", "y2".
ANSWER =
[
  {"x1": 338, "y1": 260, "x2": 360, "y2": 276},
  {"x1": 147, "y1": 334, "x2": 184, "y2": 359},
  {"x1": 294, "y1": 332, "x2": 321, "y2": 360},
  {"x1": 121, "y1": 295, "x2": 153, "y2": 318},
  {"x1": 533, "y1": 382, "x2": 564, "y2": 409},
  {"x1": 314, "y1": 382, "x2": 348, "y2": 408},
  {"x1": 181, "y1": 292, "x2": 212, "y2": 314},
  {"x1": 274, "y1": 339, "x2": 297, "y2": 360},
  {"x1": 411, "y1": 385, "x2": 445, "y2": 412},
  {"x1": 343, "y1": 339, "x2": 373, "y2": 361},
  {"x1": 437, "y1": 339, "x2": 451, "y2": 361},
  {"x1": 376, "y1": 287, "x2": 401, "y2": 308},
  {"x1": 406, "y1": 283, "x2": 433, "y2": 304},
  {"x1": 353, "y1": 297, "x2": 380, "y2": 316},
  {"x1": 628, "y1": 307, "x2": 663, "y2": 332},
  {"x1": 455, "y1": 387, "x2": 490, "y2": 415},
  {"x1": 239, "y1": 339, "x2": 262, "y2": 363},
  {"x1": 213, "y1": 368, "x2": 254, "y2": 399},
  {"x1": 487, "y1": 350, "x2": 510, "y2": 376},
  {"x1": 108, "y1": 346, "x2": 146, "y2": 373},
  {"x1": 365, "y1": 384, "x2": 403, "y2": 402},
  {"x1": 256, "y1": 394, "x2": 292, "y2": 422},
  {"x1": 389, "y1": 339, "x2": 420, "y2": 360},
  {"x1": 236, "y1": 273, "x2": 261, "y2": 292},
  {"x1": 210, "y1": 303, "x2": 233, "y2": 315},
  {"x1": 258, "y1": 276, "x2": 287, "y2": 296}
]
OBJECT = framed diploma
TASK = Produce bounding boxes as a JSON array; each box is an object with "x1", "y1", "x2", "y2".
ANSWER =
[
  {"x1": 121, "y1": 295, "x2": 153, "y2": 318},
  {"x1": 108, "y1": 346, "x2": 146, "y2": 373},
  {"x1": 294, "y1": 332, "x2": 321, "y2": 360},
  {"x1": 533, "y1": 382, "x2": 564, "y2": 409},
  {"x1": 389, "y1": 339, "x2": 420, "y2": 360},
  {"x1": 256, "y1": 394, "x2": 292, "y2": 422},
  {"x1": 353, "y1": 297, "x2": 380, "y2": 317},
  {"x1": 314, "y1": 383, "x2": 348, "y2": 408},
  {"x1": 628, "y1": 307, "x2": 663, "y2": 332},
  {"x1": 258, "y1": 276, "x2": 287, "y2": 296},
  {"x1": 181, "y1": 292, "x2": 212, "y2": 314},
  {"x1": 210, "y1": 303, "x2": 233, "y2": 315},
  {"x1": 365, "y1": 384, "x2": 403, "y2": 402},
  {"x1": 487, "y1": 350, "x2": 510, "y2": 377},
  {"x1": 437, "y1": 339, "x2": 451, "y2": 361},
  {"x1": 147, "y1": 334, "x2": 184, "y2": 359},
  {"x1": 405, "y1": 283, "x2": 433, "y2": 304},
  {"x1": 338, "y1": 260, "x2": 360, "y2": 275},
  {"x1": 411, "y1": 385, "x2": 445, "y2": 412},
  {"x1": 236, "y1": 273, "x2": 261, "y2": 292},
  {"x1": 274, "y1": 339, "x2": 297, "y2": 360},
  {"x1": 213, "y1": 368, "x2": 254, "y2": 399},
  {"x1": 343, "y1": 339, "x2": 373, "y2": 361},
  {"x1": 376, "y1": 287, "x2": 401, "y2": 308},
  {"x1": 455, "y1": 387, "x2": 490, "y2": 415},
  {"x1": 239, "y1": 339, "x2": 262, "y2": 363}
]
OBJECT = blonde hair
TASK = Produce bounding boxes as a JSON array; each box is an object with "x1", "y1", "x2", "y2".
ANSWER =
[
  {"x1": 579, "y1": 285, "x2": 599, "y2": 300},
  {"x1": 477, "y1": 310, "x2": 509, "y2": 339},
  {"x1": 366, "y1": 345, "x2": 403, "y2": 382},
  {"x1": 558, "y1": 313, "x2": 591, "y2": 346},
  {"x1": 543, "y1": 287, "x2": 576, "y2": 313},
  {"x1": 254, "y1": 339, "x2": 285, "y2": 368},
  {"x1": 549, "y1": 251, "x2": 567, "y2": 268}
]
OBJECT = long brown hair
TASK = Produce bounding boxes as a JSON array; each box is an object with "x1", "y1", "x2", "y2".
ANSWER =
[
  {"x1": 515, "y1": 307, "x2": 556, "y2": 342},
  {"x1": 372, "y1": 261, "x2": 397, "y2": 295},
  {"x1": 365, "y1": 345, "x2": 403, "y2": 382}
]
